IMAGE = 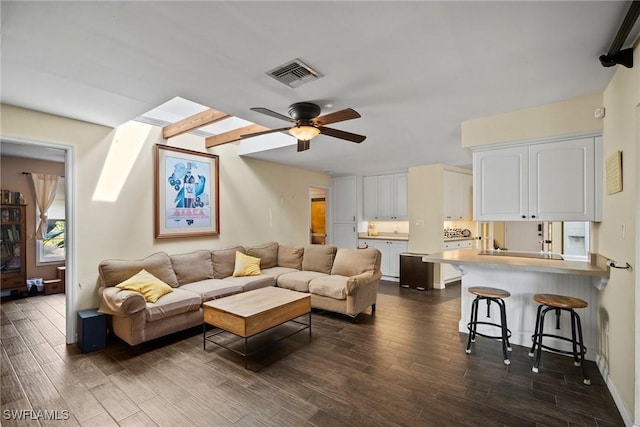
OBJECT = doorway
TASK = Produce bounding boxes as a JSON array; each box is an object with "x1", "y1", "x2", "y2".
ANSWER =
[
  {"x1": 0, "y1": 137, "x2": 75, "y2": 343},
  {"x1": 309, "y1": 186, "x2": 328, "y2": 245}
]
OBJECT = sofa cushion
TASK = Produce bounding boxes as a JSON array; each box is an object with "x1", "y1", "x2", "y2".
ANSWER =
[
  {"x1": 170, "y1": 250, "x2": 214, "y2": 286},
  {"x1": 301, "y1": 245, "x2": 337, "y2": 274},
  {"x1": 308, "y1": 275, "x2": 349, "y2": 300},
  {"x1": 99, "y1": 252, "x2": 179, "y2": 288},
  {"x1": 223, "y1": 274, "x2": 276, "y2": 292},
  {"x1": 212, "y1": 246, "x2": 245, "y2": 279},
  {"x1": 331, "y1": 247, "x2": 379, "y2": 277},
  {"x1": 233, "y1": 252, "x2": 262, "y2": 277},
  {"x1": 262, "y1": 266, "x2": 300, "y2": 280},
  {"x1": 245, "y1": 242, "x2": 278, "y2": 269},
  {"x1": 144, "y1": 288, "x2": 201, "y2": 322},
  {"x1": 277, "y1": 246, "x2": 304, "y2": 269},
  {"x1": 277, "y1": 271, "x2": 328, "y2": 293},
  {"x1": 115, "y1": 269, "x2": 173, "y2": 303},
  {"x1": 179, "y1": 279, "x2": 243, "y2": 302}
]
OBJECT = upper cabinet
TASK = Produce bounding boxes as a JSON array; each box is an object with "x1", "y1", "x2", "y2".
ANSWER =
[
  {"x1": 473, "y1": 145, "x2": 528, "y2": 220},
  {"x1": 363, "y1": 173, "x2": 408, "y2": 220},
  {"x1": 332, "y1": 176, "x2": 358, "y2": 248},
  {"x1": 443, "y1": 170, "x2": 473, "y2": 220},
  {"x1": 473, "y1": 136, "x2": 602, "y2": 221},
  {"x1": 332, "y1": 176, "x2": 357, "y2": 223}
]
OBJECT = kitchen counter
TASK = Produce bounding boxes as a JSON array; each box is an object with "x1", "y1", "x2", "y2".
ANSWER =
[
  {"x1": 444, "y1": 237, "x2": 475, "y2": 242},
  {"x1": 358, "y1": 233, "x2": 409, "y2": 241},
  {"x1": 422, "y1": 249, "x2": 610, "y2": 360},
  {"x1": 423, "y1": 250, "x2": 609, "y2": 280}
]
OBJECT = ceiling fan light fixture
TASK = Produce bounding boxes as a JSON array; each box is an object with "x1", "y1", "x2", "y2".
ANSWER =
[{"x1": 289, "y1": 125, "x2": 320, "y2": 141}]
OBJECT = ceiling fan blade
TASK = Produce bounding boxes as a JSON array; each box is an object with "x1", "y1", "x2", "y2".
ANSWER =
[
  {"x1": 250, "y1": 107, "x2": 294, "y2": 122},
  {"x1": 313, "y1": 108, "x2": 361, "y2": 126},
  {"x1": 240, "y1": 127, "x2": 291, "y2": 139},
  {"x1": 297, "y1": 139, "x2": 311, "y2": 152},
  {"x1": 318, "y1": 126, "x2": 366, "y2": 143}
]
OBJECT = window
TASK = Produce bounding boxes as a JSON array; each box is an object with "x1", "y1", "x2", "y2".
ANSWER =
[{"x1": 36, "y1": 179, "x2": 65, "y2": 264}]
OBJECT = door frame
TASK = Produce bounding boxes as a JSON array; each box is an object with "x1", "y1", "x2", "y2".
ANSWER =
[
  {"x1": 1, "y1": 135, "x2": 76, "y2": 343},
  {"x1": 308, "y1": 185, "x2": 330, "y2": 245}
]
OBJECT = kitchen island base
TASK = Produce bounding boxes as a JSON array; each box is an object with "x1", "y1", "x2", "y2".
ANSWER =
[{"x1": 456, "y1": 266, "x2": 599, "y2": 361}]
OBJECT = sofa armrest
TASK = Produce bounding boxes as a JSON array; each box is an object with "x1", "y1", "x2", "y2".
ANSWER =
[
  {"x1": 98, "y1": 286, "x2": 146, "y2": 317},
  {"x1": 345, "y1": 270, "x2": 382, "y2": 295}
]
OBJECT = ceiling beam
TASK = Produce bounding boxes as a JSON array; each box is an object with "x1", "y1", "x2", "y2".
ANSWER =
[
  {"x1": 163, "y1": 108, "x2": 230, "y2": 139},
  {"x1": 205, "y1": 124, "x2": 270, "y2": 147}
]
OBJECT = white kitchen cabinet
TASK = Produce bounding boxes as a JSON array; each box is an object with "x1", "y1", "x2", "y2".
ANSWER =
[
  {"x1": 473, "y1": 136, "x2": 601, "y2": 221},
  {"x1": 443, "y1": 170, "x2": 473, "y2": 220},
  {"x1": 394, "y1": 173, "x2": 409, "y2": 219},
  {"x1": 473, "y1": 145, "x2": 528, "y2": 221},
  {"x1": 332, "y1": 176, "x2": 357, "y2": 223},
  {"x1": 529, "y1": 138, "x2": 595, "y2": 221},
  {"x1": 358, "y1": 239, "x2": 408, "y2": 278},
  {"x1": 363, "y1": 172, "x2": 408, "y2": 220},
  {"x1": 331, "y1": 176, "x2": 357, "y2": 247},
  {"x1": 363, "y1": 176, "x2": 379, "y2": 220},
  {"x1": 333, "y1": 223, "x2": 358, "y2": 249}
]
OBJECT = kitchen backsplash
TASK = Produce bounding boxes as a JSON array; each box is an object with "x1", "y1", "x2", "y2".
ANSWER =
[{"x1": 365, "y1": 220, "x2": 410, "y2": 234}]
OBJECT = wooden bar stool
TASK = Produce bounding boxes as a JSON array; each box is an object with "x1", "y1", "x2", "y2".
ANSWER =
[
  {"x1": 529, "y1": 293, "x2": 590, "y2": 385},
  {"x1": 466, "y1": 286, "x2": 512, "y2": 365}
]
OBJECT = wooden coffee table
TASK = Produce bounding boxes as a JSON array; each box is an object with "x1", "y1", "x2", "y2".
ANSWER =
[{"x1": 202, "y1": 286, "x2": 311, "y2": 368}]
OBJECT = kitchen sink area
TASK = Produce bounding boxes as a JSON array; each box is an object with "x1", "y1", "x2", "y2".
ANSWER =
[{"x1": 478, "y1": 249, "x2": 564, "y2": 260}]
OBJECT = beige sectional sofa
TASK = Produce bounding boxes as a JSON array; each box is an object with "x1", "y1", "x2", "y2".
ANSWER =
[{"x1": 97, "y1": 242, "x2": 382, "y2": 345}]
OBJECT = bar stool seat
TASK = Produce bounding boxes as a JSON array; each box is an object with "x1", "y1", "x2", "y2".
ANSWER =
[
  {"x1": 466, "y1": 286, "x2": 512, "y2": 365},
  {"x1": 529, "y1": 293, "x2": 590, "y2": 385}
]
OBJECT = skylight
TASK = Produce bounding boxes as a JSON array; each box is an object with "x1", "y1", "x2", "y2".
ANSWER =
[{"x1": 136, "y1": 96, "x2": 252, "y2": 138}]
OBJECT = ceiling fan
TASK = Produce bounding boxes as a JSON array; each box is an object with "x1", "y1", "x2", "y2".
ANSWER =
[{"x1": 242, "y1": 102, "x2": 366, "y2": 152}]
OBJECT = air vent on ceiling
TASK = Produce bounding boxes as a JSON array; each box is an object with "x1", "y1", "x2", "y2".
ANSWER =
[{"x1": 267, "y1": 59, "x2": 323, "y2": 88}]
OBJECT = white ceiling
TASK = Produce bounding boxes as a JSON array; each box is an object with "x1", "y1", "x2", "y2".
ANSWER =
[{"x1": 1, "y1": 1, "x2": 638, "y2": 176}]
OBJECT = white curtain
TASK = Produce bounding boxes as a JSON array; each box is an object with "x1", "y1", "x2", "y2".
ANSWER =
[{"x1": 30, "y1": 173, "x2": 59, "y2": 240}]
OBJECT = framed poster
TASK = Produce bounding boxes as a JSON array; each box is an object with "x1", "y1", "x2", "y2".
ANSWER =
[
  {"x1": 154, "y1": 144, "x2": 219, "y2": 238},
  {"x1": 605, "y1": 150, "x2": 622, "y2": 195}
]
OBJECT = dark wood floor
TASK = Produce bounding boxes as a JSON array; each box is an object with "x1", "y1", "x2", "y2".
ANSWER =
[{"x1": 1, "y1": 282, "x2": 624, "y2": 426}]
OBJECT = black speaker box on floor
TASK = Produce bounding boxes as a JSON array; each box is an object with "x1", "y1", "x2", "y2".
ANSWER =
[{"x1": 77, "y1": 309, "x2": 106, "y2": 353}]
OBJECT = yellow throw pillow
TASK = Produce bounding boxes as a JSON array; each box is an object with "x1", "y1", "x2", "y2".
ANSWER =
[
  {"x1": 115, "y1": 269, "x2": 173, "y2": 303},
  {"x1": 232, "y1": 251, "x2": 261, "y2": 277}
]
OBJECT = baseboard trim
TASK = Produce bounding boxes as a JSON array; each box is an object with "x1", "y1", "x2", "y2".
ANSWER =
[{"x1": 596, "y1": 354, "x2": 636, "y2": 427}]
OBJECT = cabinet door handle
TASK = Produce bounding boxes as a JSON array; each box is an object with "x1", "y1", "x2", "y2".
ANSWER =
[
  {"x1": 521, "y1": 215, "x2": 526, "y2": 219},
  {"x1": 531, "y1": 215, "x2": 536, "y2": 218}
]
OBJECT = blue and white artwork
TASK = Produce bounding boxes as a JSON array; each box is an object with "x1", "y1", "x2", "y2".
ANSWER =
[{"x1": 164, "y1": 155, "x2": 212, "y2": 228}]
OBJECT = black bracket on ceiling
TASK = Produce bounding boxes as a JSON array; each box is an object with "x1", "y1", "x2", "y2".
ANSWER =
[{"x1": 599, "y1": 1, "x2": 640, "y2": 68}]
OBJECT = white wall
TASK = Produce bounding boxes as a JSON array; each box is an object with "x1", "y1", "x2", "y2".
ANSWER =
[
  {"x1": 461, "y1": 93, "x2": 603, "y2": 148},
  {"x1": 408, "y1": 163, "x2": 445, "y2": 254},
  {"x1": 600, "y1": 40, "x2": 639, "y2": 424},
  {"x1": 0, "y1": 105, "x2": 330, "y2": 314}
]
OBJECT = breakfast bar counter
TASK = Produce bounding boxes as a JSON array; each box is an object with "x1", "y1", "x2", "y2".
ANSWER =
[
  {"x1": 423, "y1": 250, "x2": 609, "y2": 285},
  {"x1": 422, "y1": 250, "x2": 610, "y2": 360}
]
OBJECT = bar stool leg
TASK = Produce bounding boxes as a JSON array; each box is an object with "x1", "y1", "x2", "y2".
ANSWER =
[
  {"x1": 466, "y1": 297, "x2": 479, "y2": 353},
  {"x1": 529, "y1": 304, "x2": 543, "y2": 357},
  {"x1": 532, "y1": 307, "x2": 549, "y2": 373},
  {"x1": 570, "y1": 310, "x2": 580, "y2": 366},
  {"x1": 573, "y1": 311, "x2": 591, "y2": 385},
  {"x1": 497, "y1": 298, "x2": 511, "y2": 365}
]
